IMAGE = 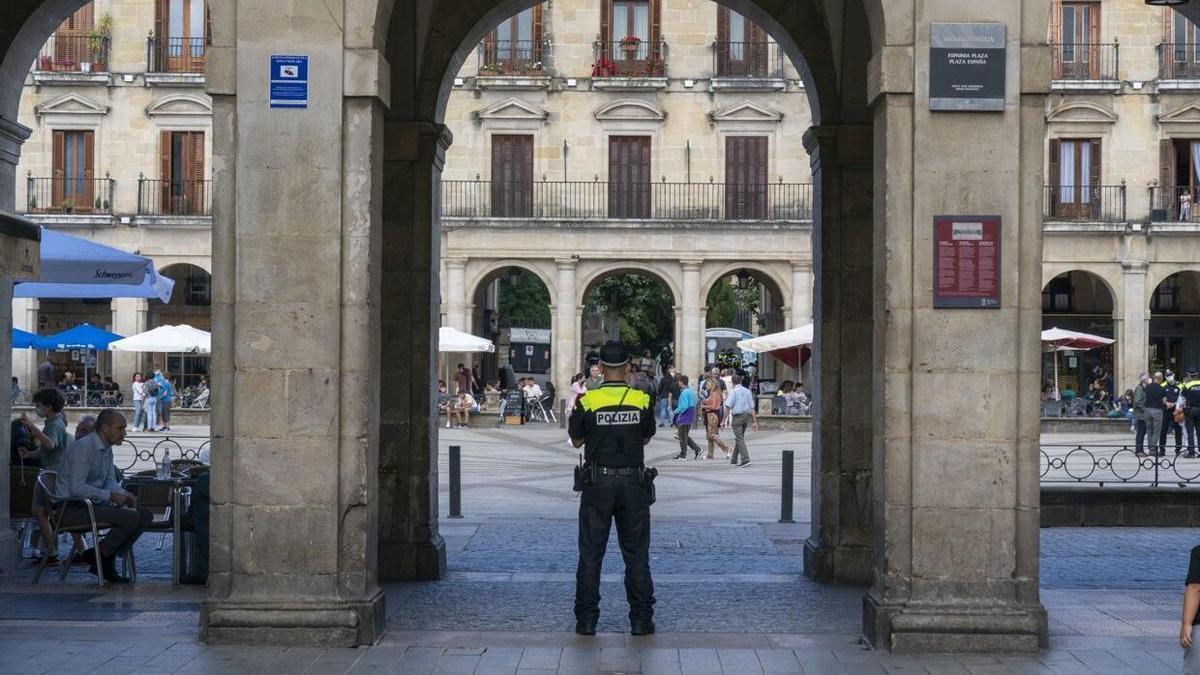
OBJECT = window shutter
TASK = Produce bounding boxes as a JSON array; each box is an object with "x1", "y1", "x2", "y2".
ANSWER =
[
  {"x1": 1048, "y1": 139, "x2": 1061, "y2": 212},
  {"x1": 651, "y1": 0, "x2": 662, "y2": 46},
  {"x1": 1161, "y1": 138, "x2": 1176, "y2": 214},
  {"x1": 717, "y1": 6, "x2": 729, "y2": 43},
  {"x1": 160, "y1": 130, "x2": 173, "y2": 213},
  {"x1": 189, "y1": 132, "x2": 205, "y2": 183},
  {"x1": 83, "y1": 131, "x2": 95, "y2": 210},
  {"x1": 52, "y1": 131, "x2": 65, "y2": 206},
  {"x1": 533, "y1": 4, "x2": 544, "y2": 48},
  {"x1": 1088, "y1": 138, "x2": 1101, "y2": 201},
  {"x1": 600, "y1": 0, "x2": 611, "y2": 47}
]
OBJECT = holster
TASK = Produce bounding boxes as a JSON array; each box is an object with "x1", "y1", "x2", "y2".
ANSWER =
[
  {"x1": 642, "y1": 466, "x2": 658, "y2": 505},
  {"x1": 573, "y1": 461, "x2": 593, "y2": 492}
]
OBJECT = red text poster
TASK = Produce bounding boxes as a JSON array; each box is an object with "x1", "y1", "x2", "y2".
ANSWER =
[{"x1": 933, "y1": 215, "x2": 1001, "y2": 309}]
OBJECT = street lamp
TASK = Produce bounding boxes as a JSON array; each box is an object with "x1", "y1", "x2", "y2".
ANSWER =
[{"x1": 1146, "y1": 0, "x2": 1191, "y2": 7}]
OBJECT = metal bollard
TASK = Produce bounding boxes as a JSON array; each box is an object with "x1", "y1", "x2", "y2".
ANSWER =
[
  {"x1": 449, "y1": 445, "x2": 463, "y2": 519},
  {"x1": 560, "y1": 398, "x2": 567, "y2": 429},
  {"x1": 780, "y1": 450, "x2": 795, "y2": 524}
]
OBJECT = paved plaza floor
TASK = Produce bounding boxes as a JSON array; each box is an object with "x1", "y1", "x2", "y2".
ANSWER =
[{"x1": 0, "y1": 423, "x2": 1194, "y2": 672}]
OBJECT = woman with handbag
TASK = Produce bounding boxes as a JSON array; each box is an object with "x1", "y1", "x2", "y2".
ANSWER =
[{"x1": 700, "y1": 374, "x2": 732, "y2": 460}]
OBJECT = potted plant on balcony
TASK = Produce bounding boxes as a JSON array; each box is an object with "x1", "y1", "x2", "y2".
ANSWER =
[
  {"x1": 591, "y1": 57, "x2": 618, "y2": 78},
  {"x1": 619, "y1": 35, "x2": 642, "y2": 53},
  {"x1": 527, "y1": 60, "x2": 544, "y2": 74},
  {"x1": 60, "y1": 198, "x2": 74, "y2": 214},
  {"x1": 479, "y1": 62, "x2": 504, "y2": 76},
  {"x1": 85, "y1": 13, "x2": 112, "y2": 72}
]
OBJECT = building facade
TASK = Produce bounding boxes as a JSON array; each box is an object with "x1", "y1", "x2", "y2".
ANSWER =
[
  {"x1": 1043, "y1": 0, "x2": 1200, "y2": 393},
  {"x1": 9, "y1": 0, "x2": 212, "y2": 394},
  {"x1": 438, "y1": 0, "x2": 814, "y2": 388}
]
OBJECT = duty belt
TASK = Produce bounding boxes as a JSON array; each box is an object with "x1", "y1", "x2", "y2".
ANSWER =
[{"x1": 595, "y1": 465, "x2": 642, "y2": 477}]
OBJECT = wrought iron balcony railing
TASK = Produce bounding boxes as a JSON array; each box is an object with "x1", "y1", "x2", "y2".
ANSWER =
[
  {"x1": 477, "y1": 39, "x2": 546, "y2": 76},
  {"x1": 712, "y1": 40, "x2": 783, "y2": 78},
  {"x1": 1050, "y1": 42, "x2": 1119, "y2": 81},
  {"x1": 1149, "y1": 185, "x2": 1200, "y2": 222},
  {"x1": 147, "y1": 36, "x2": 206, "y2": 74},
  {"x1": 35, "y1": 33, "x2": 109, "y2": 73},
  {"x1": 442, "y1": 180, "x2": 812, "y2": 221},
  {"x1": 1043, "y1": 184, "x2": 1126, "y2": 223},
  {"x1": 138, "y1": 176, "x2": 212, "y2": 216},
  {"x1": 1160, "y1": 43, "x2": 1200, "y2": 80},
  {"x1": 592, "y1": 39, "x2": 667, "y2": 77},
  {"x1": 26, "y1": 176, "x2": 115, "y2": 214}
]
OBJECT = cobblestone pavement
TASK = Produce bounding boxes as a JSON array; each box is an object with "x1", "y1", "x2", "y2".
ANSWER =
[{"x1": 0, "y1": 426, "x2": 1193, "y2": 672}]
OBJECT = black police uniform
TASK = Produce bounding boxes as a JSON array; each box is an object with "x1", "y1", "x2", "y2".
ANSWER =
[
  {"x1": 569, "y1": 347, "x2": 657, "y2": 635},
  {"x1": 1182, "y1": 371, "x2": 1200, "y2": 457},
  {"x1": 1162, "y1": 380, "x2": 1183, "y2": 453}
]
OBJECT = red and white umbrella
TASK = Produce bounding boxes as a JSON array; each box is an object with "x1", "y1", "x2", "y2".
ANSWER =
[{"x1": 1041, "y1": 327, "x2": 1115, "y2": 400}]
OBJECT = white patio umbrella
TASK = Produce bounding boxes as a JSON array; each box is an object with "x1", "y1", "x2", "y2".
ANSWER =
[
  {"x1": 109, "y1": 324, "x2": 211, "y2": 354},
  {"x1": 438, "y1": 327, "x2": 495, "y2": 428},
  {"x1": 736, "y1": 324, "x2": 814, "y2": 369},
  {"x1": 1041, "y1": 327, "x2": 1115, "y2": 401}
]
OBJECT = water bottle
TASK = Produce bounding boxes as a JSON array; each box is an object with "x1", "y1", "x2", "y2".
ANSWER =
[{"x1": 158, "y1": 449, "x2": 171, "y2": 479}]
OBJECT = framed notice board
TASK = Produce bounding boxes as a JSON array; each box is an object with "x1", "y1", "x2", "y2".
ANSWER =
[{"x1": 933, "y1": 215, "x2": 1001, "y2": 309}]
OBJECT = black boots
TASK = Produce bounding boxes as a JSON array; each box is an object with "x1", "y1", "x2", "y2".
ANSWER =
[
  {"x1": 575, "y1": 618, "x2": 597, "y2": 636},
  {"x1": 630, "y1": 618, "x2": 656, "y2": 636}
]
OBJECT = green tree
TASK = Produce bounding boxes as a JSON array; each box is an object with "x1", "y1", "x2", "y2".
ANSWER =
[
  {"x1": 706, "y1": 275, "x2": 761, "y2": 330},
  {"x1": 584, "y1": 274, "x2": 674, "y2": 355},
  {"x1": 496, "y1": 270, "x2": 551, "y2": 328}
]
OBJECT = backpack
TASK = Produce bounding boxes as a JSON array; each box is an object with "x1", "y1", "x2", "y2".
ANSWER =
[{"x1": 145, "y1": 379, "x2": 161, "y2": 397}]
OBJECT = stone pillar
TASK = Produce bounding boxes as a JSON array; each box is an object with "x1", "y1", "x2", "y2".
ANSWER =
[
  {"x1": 377, "y1": 119, "x2": 449, "y2": 582},
  {"x1": 199, "y1": 9, "x2": 389, "y2": 644},
  {"x1": 443, "y1": 258, "x2": 468, "y2": 331},
  {"x1": 554, "y1": 258, "x2": 578, "y2": 391},
  {"x1": 802, "y1": 125, "x2": 875, "y2": 586},
  {"x1": 111, "y1": 298, "x2": 148, "y2": 396},
  {"x1": 790, "y1": 262, "x2": 813, "y2": 329},
  {"x1": 12, "y1": 297, "x2": 38, "y2": 394},
  {"x1": 862, "y1": 2, "x2": 1049, "y2": 651},
  {"x1": 680, "y1": 261, "x2": 703, "y2": 380},
  {"x1": 1119, "y1": 263, "x2": 1148, "y2": 392}
]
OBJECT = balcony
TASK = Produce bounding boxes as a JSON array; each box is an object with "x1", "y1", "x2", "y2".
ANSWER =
[
  {"x1": 1043, "y1": 184, "x2": 1126, "y2": 232},
  {"x1": 1050, "y1": 43, "x2": 1120, "y2": 92},
  {"x1": 475, "y1": 39, "x2": 550, "y2": 90},
  {"x1": 25, "y1": 176, "x2": 115, "y2": 224},
  {"x1": 31, "y1": 33, "x2": 110, "y2": 85},
  {"x1": 1148, "y1": 186, "x2": 1200, "y2": 233},
  {"x1": 591, "y1": 40, "x2": 667, "y2": 90},
  {"x1": 711, "y1": 41, "x2": 786, "y2": 92},
  {"x1": 138, "y1": 176, "x2": 212, "y2": 219},
  {"x1": 442, "y1": 180, "x2": 812, "y2": 223},
  {"x1": 146, "y1": 36, "x2": 206, "y2": 85},
  {"x1": 1159, "y1": 43, "x2": 1200, "y2": 90}
]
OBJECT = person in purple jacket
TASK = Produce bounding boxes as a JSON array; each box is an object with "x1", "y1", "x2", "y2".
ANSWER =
[{"x1": 672, "y1": 374, "x2": 702, "y2": 460}]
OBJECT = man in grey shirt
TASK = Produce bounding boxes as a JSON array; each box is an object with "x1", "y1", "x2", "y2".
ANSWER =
[{"x1": 54, "y1": 410, "x2": 151, "y2": 583}]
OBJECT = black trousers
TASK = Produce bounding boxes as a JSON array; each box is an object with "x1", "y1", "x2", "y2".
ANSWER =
[
  {"x1": 1187, "y1": 407, "x2": 1200, "y2": 453},
  {"x1": 575, "y1": 474, "x2": 655, "y2": 623},
  {"x1": 1161, "y1": 410, "x2": 1184, "y2": 452},
  {"x1": 57, "y1": 504, "x2": 152, "y2": 558}
]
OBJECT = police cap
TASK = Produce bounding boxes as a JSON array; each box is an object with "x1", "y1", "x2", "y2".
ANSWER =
[{"x1": 599, "y1": 341, "x2": 630, "y2": 367}]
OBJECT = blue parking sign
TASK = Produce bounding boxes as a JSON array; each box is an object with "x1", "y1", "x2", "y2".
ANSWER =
[{"x1": 270, "y1": 55, "x2": 308, "y2": 108}]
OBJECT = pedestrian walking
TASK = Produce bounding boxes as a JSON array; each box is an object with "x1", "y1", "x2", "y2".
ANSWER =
[
  {"x1": 655, "y1": 365, "x2": 678, "y2": 428},
  {"x1": 157, "y1": 372, "x2": 175, "y2": 431},
  {"x1": 1163, "y1": 370, "x2": 1184, "y2": 455},
  {"x1": 568, "y1": 341, "x2": 657, "y2": 637},
  {"x1": 672, "y1": 374, "x2": 702, "y2": 460},
  {"x1": 700, "y1": 374, "x2": 732, "y2": 460},
  {"x1": 1144, "y1": 372, "x2": 1166, "y2": 458},
  {"x1": 1183, "y1": 367, "x2": 1200, "y2": 458},
  {"x1": 584, "y1": 364, "x2": 603, "y2": 392},
  {"x1": 726, "y1": 374, "x2": 759, "y2": 467},
  {"x1": 1182, "y1": 544, "x2": 1200, "y2": 673},
  {"x1": 130, "y1": 373, "x2": 146, "y2": 431}
]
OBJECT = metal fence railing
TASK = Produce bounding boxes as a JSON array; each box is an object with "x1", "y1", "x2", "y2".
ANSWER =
[
  {"x1": 35, "y1": 33, "x2": 109, "y2": 72},
  {"x1": 1150, "y1": 185, "x2": 1200, "y2": 222},
  {"x1": 592, "y1": 39, "x2": 667, "y2": 77},
  {"x1": 1160, "y1": 43, "x2": 1200, "y2": 80},
  {"x1": 25, "y1": 176, "x2": 115, "y2": 214},
  {"x1": 138, "y1": 176, "x2": 212, "y2": 216},
  {"x1": 1043, "y1": 184, "x2": 1126, "y2": 223},
  {"x1": 1050, "y1": 42, "x2": 1119, "y2": 81},
  {"x1": 147, "y1": 36, "x2": 206, "y2": 74},
  {"x1": 712, "y1": 40, "x2": 784, "y2": 78},
  {"x1": 1042, "y1": 444, "x2": 1200, "y2": 487},
  {"x1": 441, "y1": 180, "x2": 812, "y2": 221},
  {"x1": 477, "y1": 39, "x2": 546, "y2": 75}
]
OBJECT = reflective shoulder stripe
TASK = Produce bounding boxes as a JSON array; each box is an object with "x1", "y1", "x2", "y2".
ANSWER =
[
  {"x1": 627, "y1": 389, "x2": 651, "y2": 410},
  {"x1": 579, "y1": 386, "x2": 652, "y2": 411}
]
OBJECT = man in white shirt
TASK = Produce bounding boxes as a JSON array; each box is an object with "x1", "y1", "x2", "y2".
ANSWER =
[{"x1": 726, "y1": 374, "x2": 759, "y2": 467}]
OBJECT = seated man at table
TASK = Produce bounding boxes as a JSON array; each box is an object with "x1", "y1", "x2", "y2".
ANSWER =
[{"x1": 53, "y1": 409, "x2": 152, "y2": 583}]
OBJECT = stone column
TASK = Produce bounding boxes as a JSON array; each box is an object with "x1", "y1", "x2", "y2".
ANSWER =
[
  {"x1": 1119, "y1": 263, "x2": 1148, "y2": 393},
  {"x1": 199, "y1": 10, "x2": 389, "y2": 644},
  {"x1": 443, "y1": 258, "x2": 468, "y2": 331},
  {"x1": 790, "y1": 262, "x2": 813, "y2": 329},
  {"x1": 377, "y1": 119, "x2": 449, "y2": 582},
  {"x1": 111, "y1": 298, "x2": 148, "y2": 396},
  {"x1": 680, "y1": 261, "x2": 703, "y2": 380},
  {"x1": 554, "y1": 258, "x2": 578, "y2": 391},
  {"x1": 12, "y1": 297, "x2": 38, "y2": 394},
  {"x1": 862, "y1": 2, "x2": 1049, "y2": 651}
]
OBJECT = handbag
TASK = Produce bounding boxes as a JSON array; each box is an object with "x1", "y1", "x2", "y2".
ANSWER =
[{"x1": 1175, "y1": 407, "x2": 1186, "y2": 425}]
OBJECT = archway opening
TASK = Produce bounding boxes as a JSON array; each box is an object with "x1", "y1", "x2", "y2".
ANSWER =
[
  {"x1": 148, "y1": 263, "x2": 211, "y2": 390},
  {"x1": 1150, "y1": 271, "x2": 1200, "y2": 375},
  {"x1": 1041, "y1": 270, "x2": 1116, "y2": 412},
  {"x1": 469, "y1": 265, "x2": 553, "y2": 391},
  {"x1": 581, "y1": 270, "x2": 676, "y2": 376},
  {"x1": 704, "y1": 267, "x2": 792, "y2": 384}
]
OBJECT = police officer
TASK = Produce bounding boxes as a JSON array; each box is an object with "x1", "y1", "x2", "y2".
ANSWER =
[
  {"x1": 1182, "y1": 367, "x2": 1200, "y2": 459},
  {"x1": 1163, "y1": 370, "x2": 1184, "y2": 456},
  {"x1": 569, "y1": 341, "x2": 657, "y2": 636}
]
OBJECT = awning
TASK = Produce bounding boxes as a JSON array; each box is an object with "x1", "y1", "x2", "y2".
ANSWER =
[
  {"x1": 13, "y1": 227, "x2": 175, "y2": 302},
  {"x1": 736, "y1": 325, "x2": 814, "y2": 370},
  {"x1": 110, "y1": 324, "x2": 211, "y2": 354},
  {"x1": 439, "y1": 327, "x2": 495, "y2": 353},
  {"x1": 12, "y1": 328, "x2": 38, "y2": 349},
  {"x1": 36, "y1": 323, "x2": 124, "y2": 351},
  {"x1": 1041, "y1": 327, "x2": 1115, "y2": 352}
]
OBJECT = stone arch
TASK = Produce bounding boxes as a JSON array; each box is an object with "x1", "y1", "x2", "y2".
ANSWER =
[
  {"x1": 1146, "y1": 266, "x2": 1200, "y2": 309},
  {"x1": 1042, "y1": 265, "x2": 1121, "y2": 319},
  {"x1": 464, "y1": 259, "x2": 557, "y2": 307},
  {"x1": 576, "y1": 262, "x2": 682, "y2": 309},
  {"x1": 700, "y1": 261, "x2": 791, "y2": 309}
]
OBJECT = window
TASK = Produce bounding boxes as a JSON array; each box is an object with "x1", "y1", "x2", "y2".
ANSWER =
[
  {"x1": 160, "y1": 131, "x2": 206, "y2": 215},
  {"x1": 1048, "y1": 138, "x2": 1101, "y2": 218},
  {"x1": 725, "y1": 137, "x2": 768, "y2": 219},
  {"x1": 608, "y1": 136, "x2": 651, "y2": 219},
  {"x1": 52, "y1": 130, "x2": 94, "y2": 211},
  {"x1": 1167, "y1": 14, "x2": 1200, "y2": 79},
  {"x1": 599, "y1": 0, "x2": 662, "y2": 75},
  {"x1": 490, "y1": 135, "x2": 533, "y2": 217},
  {"x1": 480, "y1": 5, "x2": 543, "y2": 75},
  {"x1": 185, "y1": 268, "x2": 211, "y2": 305},
  {"x1": 1152, "y1": 275, "x2": 1179, "y2": 313},
  {"x1": 1054, "y1": 1, "x2": 1100, "y2": 79},
  {"x1": 1042, "y1": 275, "x2": 1073, "y2": 313},
  {"x1": 153, "y1": 0, "x2": 207, "y2": 73},
  {"x1": 43, "y1": 4, "x2": 96, "y2": 72},
  {"x1": 716, "y1": 7, "x2": 768, "y2": 77}
]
